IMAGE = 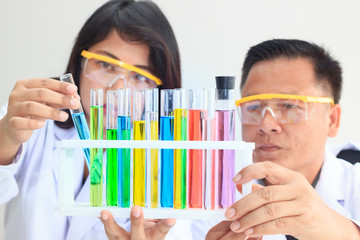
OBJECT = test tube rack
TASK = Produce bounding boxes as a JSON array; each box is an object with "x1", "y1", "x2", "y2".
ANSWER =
[{"x1": 55, "y1": 139, "x2": 254, "y2": 220}]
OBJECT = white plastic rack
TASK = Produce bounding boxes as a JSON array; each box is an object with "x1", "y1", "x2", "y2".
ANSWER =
[{"x1": 55, "y1": 140, "x2": 254, "y2": 220}]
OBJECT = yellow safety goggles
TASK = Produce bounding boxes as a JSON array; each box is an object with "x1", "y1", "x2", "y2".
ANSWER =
[
  {"x1": 81, "y1": 50, "x2": 162, "y2": 88},
  {"x1": 235, "y1": 93, "x2": 334, "y2": 125}
]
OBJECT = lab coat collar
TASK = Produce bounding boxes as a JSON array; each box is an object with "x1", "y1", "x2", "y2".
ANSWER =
[{"x1": 315, "y1": 147, "x2": 350, "y2": 217}]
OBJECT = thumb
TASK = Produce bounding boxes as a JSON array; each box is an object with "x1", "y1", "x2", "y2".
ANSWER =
[{"x1": 130, "y1": 206, "x2": 146, "y2": 240}]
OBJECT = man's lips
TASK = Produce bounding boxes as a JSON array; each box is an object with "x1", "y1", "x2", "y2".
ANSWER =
[{"x1": 258, "y1": 143, "x2": 281, "y2": 152}]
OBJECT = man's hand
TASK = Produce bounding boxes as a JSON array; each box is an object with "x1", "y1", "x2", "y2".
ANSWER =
[
  {"x1": 208, "y1": 161, "x2": 360, "y2": 240},
  {"x1": 100, "y1": 206, "x2": 176, "y2": 240}
]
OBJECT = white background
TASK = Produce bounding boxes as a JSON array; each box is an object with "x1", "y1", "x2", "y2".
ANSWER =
[{"x1": 1, "y1": 0, "x2": 360, "y2": 238}]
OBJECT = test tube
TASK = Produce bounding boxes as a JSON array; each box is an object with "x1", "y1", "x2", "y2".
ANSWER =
[
  {"x1": 188, "y1": 89, "x2": 204, "y2": 208},
  {"x1": 145, "y1": 88, "x2": 159, "y2": 208},
  {"x1": 215, "y1": 76, "x2": 236, "y2": 209},
  {"x1": 202, "y1": 88, "x2": 216, "y2": 209},
  {"x1": 106, "y1": 90, "x2": 118, "y2": 206},
  {"x1": 59, "y1": 73, "x2": 90, "y2": 170},
  {"x1": 117, "y1": 88, "x2": 131, "y2": 207},
  {"x1": 160, "y1": 89, "x2": 174, "y2": 208},
  {"x1": 174, "y1": 88, "x2": 187, "y2": 209},
  {"x1": 90, "y1": 88, "x2": 104, "y2": 207},
  {"x1": 133, "y1": 90, "x2": 146, "y2": 207}
]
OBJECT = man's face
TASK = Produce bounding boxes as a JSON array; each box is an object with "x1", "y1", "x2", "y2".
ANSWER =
[{"x1": 241, "y1": 57, "x2": 334, "y2": 175}]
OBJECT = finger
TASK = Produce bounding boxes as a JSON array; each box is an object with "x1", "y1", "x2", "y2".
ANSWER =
[
  {"x1": 205, "y1": 221, "x2": 232, "y2": 240},
  {"x1": 15, "y1": 101, "x2": 69, "y2": 122},
  {"x1": 233, "y1": 161, "x2": 302, "y2": 186},
  {"x1": 236, "y1": 183, "x2": 263, "y2": 194},
  {"x1": 230, "y1": 200, "x2": 300, "y2": 233},
  {"x1": 149, "y1": 218, "x2": 176, "y2": 239},
  {"x1": 100, "y1": 210, "x2": 129, "y2": 240},
  {"x1": 16, "y1": 88, "x2": 80, "y2": 110},
  {"x1": 9, "y1": 117, "x2": 45, "y2": 130},
  {"x1": 130, "y1": 206, "x2": 146, "y2": 240},
  {"x1": 241, "y1": 216, "x2": 299, "y2": 238},
  {"x1": 225, "y1": 185, "x2": 297, "y2": 220},
  {"x1": 20, "y1": 78, "x2": 78, "y2": 95}
]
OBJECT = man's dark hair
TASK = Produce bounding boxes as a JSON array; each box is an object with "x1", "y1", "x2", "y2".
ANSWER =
[
  {"x1": 241, "y1": 39, "x2": 342, "y2": 104},
  {"x1": 56, "y1": 0, "x2": 181, "y2": 129}
]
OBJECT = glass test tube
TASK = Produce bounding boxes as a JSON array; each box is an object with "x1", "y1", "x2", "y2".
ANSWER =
[
  {"x1": 215, "y1": 76, "x2": 236, "y2": 209},
  {"x1": 59, "y1": 73, "x2": 90, "y2": 170},
  {"x1": 188, "y1": 89, "x2": 204, "y2": 208},
  {"x1": 90, "y1": 88, "x2": 104, "y2": 206},
  {"x1": 106, "y1": 90, "x2": 118, "y2": 206},
  {"x1": 160, "y1": 89, "x2": 174, "y2": 208},
  {"x1": 202, "y1": 89, "x2": 216, "y2": 209},
  {"x1": 117, "y1": 88, "x2": 131, "y2": 207},
  {"x1": 174, "y1": 88, "x2": 187, "y2": 209},
  {"x1": 133, "y1": 90, "x2": 146, "y2": 207},
  {"x1": 145, "y1": 88, "x2": 159, "y2": 208}
]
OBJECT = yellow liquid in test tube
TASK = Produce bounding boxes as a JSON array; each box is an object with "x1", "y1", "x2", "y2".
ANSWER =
[
  {"x1": 133, "y1": 120, "x2": 146, "y2": 206},
  {"x1": 150, "y1": 120, "x2": 158, "y2": 208}
]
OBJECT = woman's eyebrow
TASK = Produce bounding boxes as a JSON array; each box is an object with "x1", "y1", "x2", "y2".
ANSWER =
[{"x1": 96, "y1": 50, "x2": 150, "y2": 71}]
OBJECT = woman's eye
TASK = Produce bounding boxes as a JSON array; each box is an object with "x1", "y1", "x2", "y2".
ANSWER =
[
  {"x1": 96, "y1": 60, "x2": 114, "y2": 71},
  {"x1": 134, "y1": 73, "x2": 147, "y2": 82}
]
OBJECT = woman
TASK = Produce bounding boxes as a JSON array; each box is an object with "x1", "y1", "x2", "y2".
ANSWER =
[{"x1": 0, "y1": 0, "x2": 180, "y2": 239}]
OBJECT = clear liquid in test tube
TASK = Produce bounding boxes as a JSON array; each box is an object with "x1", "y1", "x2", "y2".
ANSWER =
[{"x1": 59, "y1": 73, "x2": 90, "y2": 170}]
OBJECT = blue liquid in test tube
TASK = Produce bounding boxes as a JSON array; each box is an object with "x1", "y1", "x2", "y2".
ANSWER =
[{"x1": 60, "y1": 73, "x2": 90, "y2": 170}]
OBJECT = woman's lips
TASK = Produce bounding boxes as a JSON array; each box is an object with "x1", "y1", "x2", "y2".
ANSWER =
[{"x1": 258, "y1": 143, "x2": 281, "y2": 152}]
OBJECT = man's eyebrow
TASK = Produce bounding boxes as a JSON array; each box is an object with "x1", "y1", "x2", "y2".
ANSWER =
[{"x1": 96, "y1": 50, "x2": 150, "y2": 71}]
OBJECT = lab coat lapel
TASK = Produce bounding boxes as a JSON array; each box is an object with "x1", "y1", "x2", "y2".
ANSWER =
[{"x1": 315, "y1": 148, "x2": 350, "y2": 218}]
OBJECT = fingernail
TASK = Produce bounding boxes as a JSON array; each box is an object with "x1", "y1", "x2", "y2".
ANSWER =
[
  {"x1": 244, "y1": 228, "x2": 254, "y2": 236},
  {"x1": 233, "y1": 173, "x2": 242, "y2": 183},
  {"x1": 67, "y1": 84, "x2": 77, "y2": 93},
  {"x1": 225, "y1": 208, "x2": 235, "y2": 219},
  {"x1": 133, "y1": 207, "x2": 141, "y2": 218},
  {"x1": 101, "y1": 212, "x2": 108, "y2": 221},
  {"x1": 167, "y1": 218, "x2": 176, "y2": 227},
  {"x1": 70, "y1": 98, "x2": 80, "y2": 107},
  {"x1": 60, "y1": 111, "x2": 68, "y2": 121},
  {"x1": 230, "y1": 221, "x2": 241, "y2": 232}
]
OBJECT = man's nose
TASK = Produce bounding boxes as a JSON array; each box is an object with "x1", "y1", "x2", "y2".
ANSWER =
[{"x1": 257, "y1": 107, "x2": 282, "y2": 134}]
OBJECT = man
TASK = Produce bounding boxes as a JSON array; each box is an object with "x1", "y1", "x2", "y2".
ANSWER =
[{"x1": 206, "y1": 39, "x2": 360, "y2": 239}]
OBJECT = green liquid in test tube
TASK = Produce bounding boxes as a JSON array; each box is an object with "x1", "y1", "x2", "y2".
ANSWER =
[
  {"x1": 106, "y1": 90, "x2": 118, "y2": 206},
  {"x1": 90, "y1": 88, "x2": 103, "y2": 207}
]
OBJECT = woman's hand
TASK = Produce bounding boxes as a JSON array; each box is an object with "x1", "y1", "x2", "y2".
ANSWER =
[
  {"x1": 0, "y1": 78, "x2": 80, "y2": 164},
  {"x1": 100, "y1": 206, "x2": 176, "y2": 240}
]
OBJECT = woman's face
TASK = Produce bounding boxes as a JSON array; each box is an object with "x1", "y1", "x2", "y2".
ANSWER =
[{"x1": 79, "y1": 30, "x2": 150, "y2": 127}]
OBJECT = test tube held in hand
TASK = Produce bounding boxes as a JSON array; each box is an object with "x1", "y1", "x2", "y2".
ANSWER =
[
  {"x1": 160, "y1": 89, "x2": 174, "y2": 207},
  {"x1": 117, "y1": 88, "x2": 131, "y2": 207},
  {"x1": 59, "y1": 73, "x2": 90, "y2": 170},
  {"x1": 215, "y1": 76, "x2": 236, "y2": 209},
  {"x1": 90, "y1": 88, "x2": 104, "y2": 207},
  {"x1": 106, "y1": 90, "x2": 118, "y2": 206}
]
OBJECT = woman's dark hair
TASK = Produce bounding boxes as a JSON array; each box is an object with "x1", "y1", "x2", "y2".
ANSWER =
[
  {"x1": 241, "y1": 39, "x2": 342, "y2": 104},
  {"x1": 56, "y1": 0, "x2": 181, "y2": 128}
]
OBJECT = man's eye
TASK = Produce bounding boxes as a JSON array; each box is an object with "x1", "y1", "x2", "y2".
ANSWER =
[
  {"x1": 279, "y1": 103, "x2": 298, "y2": 109},
  {"x1": 246, "y1": 104, "x2": 261, "y2": 111}
]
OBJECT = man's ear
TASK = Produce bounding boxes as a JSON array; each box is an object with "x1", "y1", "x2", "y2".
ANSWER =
[{"x1": 328, "y1": 104, "x2": 341, "y2": 137}]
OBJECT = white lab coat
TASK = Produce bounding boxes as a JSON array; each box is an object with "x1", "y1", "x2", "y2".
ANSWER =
[{"x1": 0, "y1": 104, "x2": 359, "y2": 240}]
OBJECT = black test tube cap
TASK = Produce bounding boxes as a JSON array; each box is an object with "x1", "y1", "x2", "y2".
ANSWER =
[{"x1": 215, "y1": 76, "x2": 235, "y2": 99}]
